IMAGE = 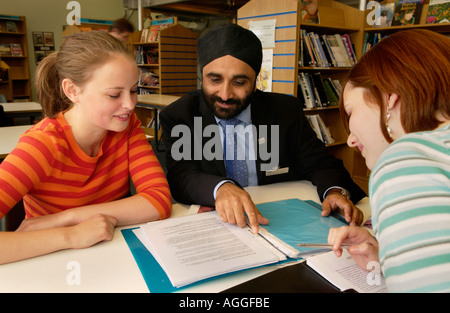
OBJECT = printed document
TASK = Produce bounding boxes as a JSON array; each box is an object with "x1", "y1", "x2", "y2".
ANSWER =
[
  {"x1": 307, "y1": 250, "x2": 387, "y2": 293},
  {"x1": 134, "y1": 211, "x2": 287, "y2": 287}
]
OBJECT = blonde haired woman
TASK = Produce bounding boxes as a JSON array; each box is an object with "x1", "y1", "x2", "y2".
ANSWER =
[{"x1": 0, "y1": 31, "x2": 171, "y2": 264}]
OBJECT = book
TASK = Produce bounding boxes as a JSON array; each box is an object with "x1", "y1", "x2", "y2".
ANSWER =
[
  {"x1": 310, "y1": 72, "x2": 329, "y2": 107},
  {"x1": 334, "y1": 34, "x2": 353, "y2": 67},
  {"x1": 307, "y1": 115, "x2": 324, "y2": 142},
  {"x1": 299, "y1": 72, "x2": 315, "y2": 108},
  {"x1": 139, "y1": 68, "x2": 159, "y2": 87},
  {"x1": 322, "y1": 78, "x2": 339, "y2": 106},
  {"x1": 316, "y1": 114, "x2": 335, "y2": 145},
  {"x1": 426, "y1": 0, "x2": 450, "y2": 24},
  {"x1": 122, "y1": 198, "x2": 349, "y2": 292},
  {"x1": 140, "y1": 28, "x2": 149, "y2": 42},
  {"x1": 306, "y1": 250, "x2": 387, "y2": 293},
  {"x1": 392, "y1": 0, "x2": 424, "y2": 26},
  {"x1": 301, "y1": 0, "x2": 319, "y2": 24},
  {"x1": 148, "y1": 25, "x2": 160, "y2": 42},
  {"x1": 5, "y1": 21, "x2": 17, "y2": 32},
  {"x1": 326, "y1": 35, "x2": 347, "y2": 67},
  {"x1": 0, "y1": 43, "x2": 11, "y2": 56},
  {"x1": 374, "y1": 3, "x2": 395, "y2": 27},
  {"x1": 10, "y1": 43, "x2": 23, "y2": 56}
]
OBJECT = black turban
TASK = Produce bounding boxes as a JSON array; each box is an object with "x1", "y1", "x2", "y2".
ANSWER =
[{"x1": 198, "y1": 23, "x2": 263, "y2": 75}]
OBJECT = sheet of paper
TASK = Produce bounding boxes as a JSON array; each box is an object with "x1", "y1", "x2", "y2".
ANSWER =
[
  {"x1": 248, "y1": 19, "x2": 276, "y2": 48},
  {"x1": 137, "y1": 211, "x2": 283, "y2": 287},
  {"x1": 306, "y1": 250, "x2": 387, "y2": 293}
]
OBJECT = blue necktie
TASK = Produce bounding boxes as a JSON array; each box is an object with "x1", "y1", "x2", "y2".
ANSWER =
[{"x1": 219, "y1": 118, "x2": 249, "y2": 187}]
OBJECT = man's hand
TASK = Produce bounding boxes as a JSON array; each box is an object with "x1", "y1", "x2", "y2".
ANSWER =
[
  {"x1": 321, "y1": 191, "x2": 364, "y2": 226},
  {"x1": 215, "y1": 182, "x2": 269, "y2": 233}
]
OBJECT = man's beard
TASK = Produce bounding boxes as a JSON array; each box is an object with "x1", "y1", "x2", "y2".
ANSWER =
[{"x1": 202, "y1": 87, "x2": 253, "y2": 120}]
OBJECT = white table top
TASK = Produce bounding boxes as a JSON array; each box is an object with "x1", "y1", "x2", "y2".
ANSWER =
[
  {"x1": 1, "y1": 102, "x2": 42, "y2": 113},
  {"x1": 0, "y1": 125, "x2": 32, "y2": 158},
  {"x1": 0, "y1": 181, "x2": 370, "y2": 293}
]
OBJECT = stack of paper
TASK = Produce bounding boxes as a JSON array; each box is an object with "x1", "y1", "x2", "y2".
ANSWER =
[
  {"x1": 133, "y1": 211, "x2": 290, "y2": 288},
  {"x1": 122, "y1": 198, "x2": 349, "y2": 291}
]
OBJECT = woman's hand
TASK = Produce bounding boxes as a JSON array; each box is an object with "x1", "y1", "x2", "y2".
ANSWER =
[
  {"x1": 328, "y1": 226, "x2": 379, "y2": 270},
  {"x1": 66, "y1": 214, "x2": 117, "y2": 249}
]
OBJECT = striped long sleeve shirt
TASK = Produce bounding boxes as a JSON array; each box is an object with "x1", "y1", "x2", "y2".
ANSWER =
[
  {"x1": 0, "y1": 112, "x2": 171, "y2": 220},
  {"x1": 369, "y1": 124, "x2": 450, "y2": 292}
]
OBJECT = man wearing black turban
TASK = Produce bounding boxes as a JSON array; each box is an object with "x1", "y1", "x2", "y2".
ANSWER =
[{"x1": 160, "y1": 23, "x2": 366, "y2": 233}]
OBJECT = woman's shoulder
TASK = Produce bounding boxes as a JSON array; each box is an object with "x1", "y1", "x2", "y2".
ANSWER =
[{"x1": 375, "y1": 126, "x2": 450, "y2": 172}]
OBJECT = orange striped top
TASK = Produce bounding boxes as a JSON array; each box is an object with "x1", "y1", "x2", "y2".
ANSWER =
[{"x1": 0, "y1": 112, "x2": 171, "y2": 220}]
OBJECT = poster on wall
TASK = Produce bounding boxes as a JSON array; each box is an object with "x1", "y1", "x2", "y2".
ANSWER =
[
  {"x1": 32, "y1": 31, "x2": 55, "y2": 65},
  {"x1": 248, "y1": 19, "x2": 276, "y2": 48},
  {"x1": 256, "y1": 49, "x2": 273, "y2": 92}
]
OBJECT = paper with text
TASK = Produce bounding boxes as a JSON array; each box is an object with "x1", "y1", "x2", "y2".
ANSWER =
[
  {"x1": 306, "y1": 250, "x2": 387, "y2": 293},
  {"x1": 135, "y1": 211, "x2": 284, "y2": 287}
]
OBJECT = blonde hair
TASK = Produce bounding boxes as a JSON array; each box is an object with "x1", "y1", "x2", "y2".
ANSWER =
[{"x1": 35, "y1": 31, "x2": 135, "y2": 118}]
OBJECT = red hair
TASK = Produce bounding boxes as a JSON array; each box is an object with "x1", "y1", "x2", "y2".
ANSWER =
[{"x1": 340, "y1": 29, "x2": 450, "y2": 142}]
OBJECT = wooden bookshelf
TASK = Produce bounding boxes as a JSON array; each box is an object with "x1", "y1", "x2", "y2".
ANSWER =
[
  {"x1": 238, "y1": 0, "x2": 367, "y2": 193},
  {"x1": 0, "y1": 15, "x2": 31, "y2": 102},
  {"x1": 129, "y1": 21, "x2": 197, "y2": 142},
  {"x1": 350, "y1": 0, "x2": 450, "y2": 192},
  {"x1": 130, "y1": 22, "x2": 197, "y2": 96}
]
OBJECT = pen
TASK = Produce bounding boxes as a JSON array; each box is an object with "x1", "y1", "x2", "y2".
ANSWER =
[{"x1": 296, "y1": 243, "x2": 352, "y2": 249}]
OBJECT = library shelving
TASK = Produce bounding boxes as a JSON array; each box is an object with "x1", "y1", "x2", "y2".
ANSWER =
[
  {"x1": 348, "y1": 0, "x2": 450, "y2": 192},
  {"x1": 238, "y1": 0, "x2": 367, "y2": 193},
  {"x1": 129, "y1": 21, "x2": 197, "y2": 142},
  {"x1": 129, "y1": 21, "x2": 197, "y2": 96},
  {"x1": 0, "y1": 14, "x2": 31, "y2": 102}
]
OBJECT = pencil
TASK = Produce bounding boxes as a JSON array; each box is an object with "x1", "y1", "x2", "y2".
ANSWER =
[{"x1": 296, "y1": 243, "x2": 352, "y2": 249}]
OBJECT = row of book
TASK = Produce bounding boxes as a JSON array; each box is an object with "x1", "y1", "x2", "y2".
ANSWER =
[
  {"x1": 300, "y1": 30, "x2": 357, "y2": 68},
  {"x1": 0, "y1": 43, "x2": 23, "y2": 56},
  {"x1": 306, "y1": 114, "x2": 335, "y2": 146},
  {"x1": 298, "y1": 72, "x2": 343, "y2": 109},
  {"x1": 139, "y1": 23, "x2": 171, "y2": 43},
  {"x1": 136, "y1": 46, "x2": 159, "y2": 65},
  {"x1": 363, "y1": 32, "x2": 389, "y2": 54},
  {"x1": 139, "y1": 68, "x2": 159, "y2": 87},
  {"x1": 0, "y1": 20, "x2": 19, "y2": 33},
  {"x1": 374, "y1": 0, "x2": 449, "y2": 28}
]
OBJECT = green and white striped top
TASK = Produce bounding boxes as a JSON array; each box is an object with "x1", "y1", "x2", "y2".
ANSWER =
[{"x1": 369, "y1": 124, "x2": 450, "y2": 293}]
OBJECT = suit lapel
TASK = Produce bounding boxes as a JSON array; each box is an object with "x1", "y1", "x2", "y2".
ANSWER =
[{"x1": 250, "y1": 91, "x2": 276, "y2": 183}]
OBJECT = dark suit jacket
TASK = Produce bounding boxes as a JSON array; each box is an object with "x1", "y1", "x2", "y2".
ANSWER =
[{"x1": 160, "y1": 89, "x2": 366, "y2": 207}]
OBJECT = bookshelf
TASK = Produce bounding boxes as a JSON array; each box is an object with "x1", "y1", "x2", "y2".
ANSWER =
[
  {"x1": 130, "y1": 22, "x2": 197, "y2": 96},
  {"x1": 129, "y1": 21, "x2": 197, "y2": 142},
  {"x1": 0, "y1": 15, "x2": 31, "y2": 102},
  {"x1": 238, "y1": 0, "x2": 367, "y2": 193},
  {"x1": 348, "y1": 0, "x2": 450, "y2": 192}
]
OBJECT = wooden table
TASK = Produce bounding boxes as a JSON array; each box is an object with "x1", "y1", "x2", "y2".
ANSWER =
[{"x1": 136, "y1": 94, "x2": 180, "y2": 149}]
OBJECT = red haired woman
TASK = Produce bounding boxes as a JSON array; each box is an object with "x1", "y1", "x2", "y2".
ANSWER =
[{"x1": 328, "y1": 29, "x2": 450, "y2": 292}]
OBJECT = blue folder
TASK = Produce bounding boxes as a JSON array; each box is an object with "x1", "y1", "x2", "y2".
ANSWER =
[{"x1": 121, "y1": 198, "x2": 348, "y2": 292}]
